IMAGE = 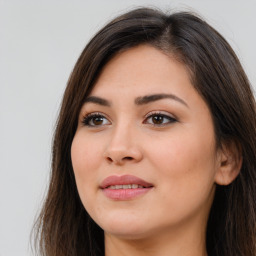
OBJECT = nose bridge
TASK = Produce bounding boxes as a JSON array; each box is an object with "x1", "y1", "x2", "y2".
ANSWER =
[
  {"x1": 109, "y1": 118, "x2": 134, "y2": 150},
  {"x1": 104, "y1": 117, "x2": 142, "y2": 164}
]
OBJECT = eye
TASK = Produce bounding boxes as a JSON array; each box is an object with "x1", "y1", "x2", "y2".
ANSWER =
[
  {"x1": 144, "y1": 112, "x2": 177, "y2": 126},
  {"x1": 82, "y1": 113, "x2": 111, "y2": 127}
]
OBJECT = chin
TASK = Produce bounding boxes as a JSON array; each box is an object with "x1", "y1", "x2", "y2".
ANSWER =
[{"x1": 95, "y1": 212, "x2": 153, "y2": 239}]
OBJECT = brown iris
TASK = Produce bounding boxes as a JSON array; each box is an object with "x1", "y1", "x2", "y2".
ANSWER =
[
  {"x1": 152, "y1": 115, "x2": 164, "y2": 124},
  {"x1": 92, "y1": 116, "x2": 104, "y2": 125}
]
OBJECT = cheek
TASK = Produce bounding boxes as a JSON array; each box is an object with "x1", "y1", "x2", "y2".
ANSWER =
[
  {"x1": 146, "y1": 127, "x2": 217, "y2": 194},
  {"x1": 71, "y1": 133, "x2": 102, "y2": 174},
  {"x1": 71, "y1": 133, "x2": 103, "y2": 202},
  {"x1": 147, "y1": 134, "x2": 217, "y2": 220}
]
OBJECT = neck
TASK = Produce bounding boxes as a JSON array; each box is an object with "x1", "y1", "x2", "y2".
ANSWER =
[{"x1": 104, "y1": 224, "x2": 208, "y2": 256}]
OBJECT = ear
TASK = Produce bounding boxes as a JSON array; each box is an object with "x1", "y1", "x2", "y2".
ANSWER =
[{"x1": 214, "y1": 140, "x2": 243, "y2": 186}]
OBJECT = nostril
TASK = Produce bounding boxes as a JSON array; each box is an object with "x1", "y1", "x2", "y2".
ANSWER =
[
  {"x1": 123, "y1": 157, "x2": 133, "y2": 161},
  {"x1": 106, "y1": 156, "x2": 133, "y2": 164},
  {"x1": 107, "y1": 157, "x2": 113, "y2": 162}
]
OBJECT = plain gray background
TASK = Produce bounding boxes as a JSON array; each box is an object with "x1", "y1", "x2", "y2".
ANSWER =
[{"x1": 1, "y1": 1, "x2": 255, "y2": 255}]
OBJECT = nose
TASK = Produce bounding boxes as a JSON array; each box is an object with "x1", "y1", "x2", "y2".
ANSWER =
[{"x1": 103, "y1": 123, "x2": 143, "y2": 165}]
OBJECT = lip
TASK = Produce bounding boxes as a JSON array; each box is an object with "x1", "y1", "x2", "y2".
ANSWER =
[
  {"x1": 100, "y1": 175, "x2": 153, "y2": 200},
  {"x1": 100, "y1": 175, "x2": 153, "y2": 188}
]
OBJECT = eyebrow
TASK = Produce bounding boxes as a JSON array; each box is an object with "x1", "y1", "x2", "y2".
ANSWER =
[
  {"x1": 135, "y1": 93, "x2": 189, "y2": 107},
  {"x1": 84, "y1": 93, "x2": 188, "y2": 108},
  {"x1": 84, "y1": 96, "x2": 111, "y2": 106}
]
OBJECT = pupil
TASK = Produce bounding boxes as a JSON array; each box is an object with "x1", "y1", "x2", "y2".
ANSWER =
[
  {"x1": 93, "y1": 117, "x2": 103, "y2": 125},
  {"x1": 153, "y1": 115, "x2": 163, "y2": 124}
]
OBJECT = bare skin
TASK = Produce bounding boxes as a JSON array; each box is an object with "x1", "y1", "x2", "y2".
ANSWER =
[
  {"x1": 71, "y1": 45, "x2": 241, "y2": 256},
  {"x1": 105, "y1": 215, "x2": 209, "y2": 256}
]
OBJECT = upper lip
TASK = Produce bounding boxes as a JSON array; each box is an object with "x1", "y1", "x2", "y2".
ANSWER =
[{"x1": 100, "y1": 175, "x2": 153, "y2": 189}]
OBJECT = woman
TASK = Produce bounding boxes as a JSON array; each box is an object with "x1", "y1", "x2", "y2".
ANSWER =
[{"x1": 34, "y1": 7, "x2": 256, "y2": 256}]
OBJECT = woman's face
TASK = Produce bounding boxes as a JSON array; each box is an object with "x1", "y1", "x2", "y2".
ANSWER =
[{"x1": 71, "y1": 45, "x2": 222, "y2": 239}]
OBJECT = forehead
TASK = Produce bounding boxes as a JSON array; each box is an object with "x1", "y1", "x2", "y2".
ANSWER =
[{"x1": 90, "y1": 45, "x2": 194, "y2": 100}]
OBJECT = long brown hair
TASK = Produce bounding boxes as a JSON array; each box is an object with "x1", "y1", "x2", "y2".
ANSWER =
[{"x1": 33, "y1": 7, "x2": 256, "y2": 256}]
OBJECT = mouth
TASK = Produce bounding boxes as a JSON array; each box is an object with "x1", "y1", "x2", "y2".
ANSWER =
[
  {"x1": 100, "y1": 175, "x2": 154, "y2": 200},
  {"x1": 106, "y1": 184, "x2": 146, "y2": 189}
]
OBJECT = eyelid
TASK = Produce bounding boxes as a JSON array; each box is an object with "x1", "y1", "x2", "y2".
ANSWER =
[
  {"x1": 143, "y1": 110, "x2": 178, "y2": 126},
  {"x1": 83, "y1": 111, "x2": 106, "y2": 118},
  {"x1": 81, "y1": 111, "x2": 112, "y2": 126},
  {"x1": 144, "y1": 110, "x2": 177, "y2": 120}
]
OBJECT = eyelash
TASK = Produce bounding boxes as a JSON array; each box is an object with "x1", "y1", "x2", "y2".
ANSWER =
[
  {"x1": 81, "y1": 111, "x2": 177, "y2": 127},
  {"x1": 82, "y1": 112, "x2": 110, "y2": 127},
  {"x1": 144, "y1": 111, "x2": 177, "y2": 126}
]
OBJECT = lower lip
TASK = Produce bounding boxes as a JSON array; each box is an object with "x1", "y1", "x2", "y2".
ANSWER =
[{"x1": 102, "y1": 187, "x2": 152, "y2": 200}]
